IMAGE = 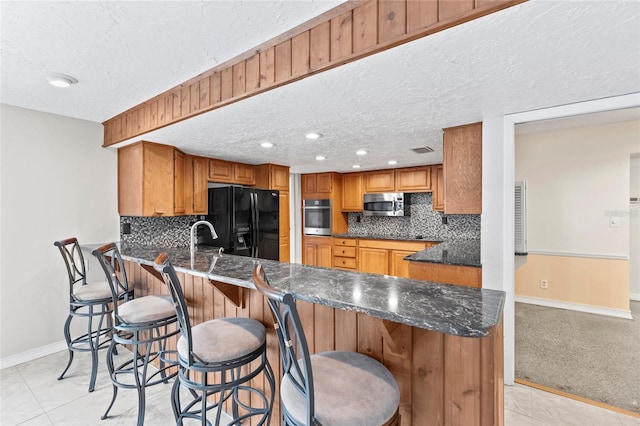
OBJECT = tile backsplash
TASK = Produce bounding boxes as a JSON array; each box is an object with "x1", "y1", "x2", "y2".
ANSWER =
[
  {"x1": 346, "y1": 193, "x2": 480, "y2": 240},
  {"x1": 120, "y1": 215, "x2": 202, "y2": 247}
]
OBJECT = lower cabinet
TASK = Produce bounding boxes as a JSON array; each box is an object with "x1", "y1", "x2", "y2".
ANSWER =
[
  {"x1": 389, "y1": 250, "x2": 418, "y2": 278},
  {"x1": 302, "y1": 235, "x2": 332, "y2": 267},
  {"x1": 357, "y1": 247, "x2": 390, "y2": 275},
  {"x1": 331, "y1": 238, "x2": 357, "y2": 271}
]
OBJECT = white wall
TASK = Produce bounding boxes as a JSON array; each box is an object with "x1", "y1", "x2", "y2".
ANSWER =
[
  {"x1": 630, "y1": 155, "x2": 640, "y2": 300},
  {"x1": 0, "y1": 104, "x2": 119, "y2": 363},
  {"x1": 516, "y1": 121, "x2": 640, "y2": 256},
  {"x1": 485, "y1": 92, "x2": 640, "y2": 385}
]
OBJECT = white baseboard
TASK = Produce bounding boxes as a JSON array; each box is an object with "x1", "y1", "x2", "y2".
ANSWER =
[
  {"x1": 0, "y1": 341, "x2": 67, "y2": 370},
  {"x1": 630, "y1": 293, "x2": 640, "y2": 302},
  {"x1": 515, "y1": 296, "x2": 633, "y2": 319}
]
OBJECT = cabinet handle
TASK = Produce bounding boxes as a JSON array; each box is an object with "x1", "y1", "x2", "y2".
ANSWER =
[
  {"x1": 342, "y1": 250, "x2": 345, "y2": 254},
  {"x1": 342, "y1": 260, "x2": 345, "y2": 265}
]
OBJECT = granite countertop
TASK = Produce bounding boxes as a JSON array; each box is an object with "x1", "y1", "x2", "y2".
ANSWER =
[
  {"x1": 332, "y1": 233, "x2": 442, "y2": 243},
  {"x1": 404, "y1": 240, "x2": 482, "y2": 268},
  {"x1": 331, "y1": 233, "x2": 480, "y2": 268},
  {"x1": 83, "y1": 242, "x2": 503, "y2": 338}
]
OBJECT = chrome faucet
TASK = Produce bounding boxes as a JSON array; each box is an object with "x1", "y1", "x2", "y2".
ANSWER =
[{"x1": 190, "y1": 220, "x2": 218, "y2": 254}]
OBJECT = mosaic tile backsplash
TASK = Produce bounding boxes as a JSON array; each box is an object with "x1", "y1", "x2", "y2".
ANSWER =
[
  {"x1": 347, "y1": 193, "x2": 480, "y2": 240},
  {"x1": 120, "y1": 215, "x2": 203, "y2": 247}
]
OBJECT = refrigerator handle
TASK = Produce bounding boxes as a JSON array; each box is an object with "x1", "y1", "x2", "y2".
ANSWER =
[{"x1": 251, "y1": 192, "x2": 259, "y2": 258}]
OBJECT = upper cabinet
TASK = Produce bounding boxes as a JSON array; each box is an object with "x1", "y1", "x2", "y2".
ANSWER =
[
  {"x1": 118, "y1": 141, "x2": 185, "y2": 216},
  {"x1": 302, "y1": 173, "x2": 332, "y2": 196},
  {"x1": 395, "y1": 166, "x2": 431, "y2": 192},
  {"x1": 208, "y1": 158, "x2": 255, "y2": 186},
  {"x1": 364, "y1": 170, "x2": 395, "y2": 193},
  {"x1": 255, "y1": 164, "x2": 290, "y2": 191},
  {"x1": 341, "y1": 173, "x2": 363, "y2": 212},
  {"x1": 432, "y1": 164, "x2": 444, "y2": 212},
  {"x1": 443, "y1": 122, "x2": 482, "y2": 214},
  {"x1": 184, "y1": 155, "x2": 208, "y2": 215}
]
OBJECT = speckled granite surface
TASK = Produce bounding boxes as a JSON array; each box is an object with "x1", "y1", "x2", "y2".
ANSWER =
[
  {"x1": 332, "y1": 233, "x2": 443, "y2": 243},
  {"x1": 404, "y1": 240, "x2": 482, "y2": 267},
  {"x1": 82, "y1": 242, "x2": 503, "y2": 338}
]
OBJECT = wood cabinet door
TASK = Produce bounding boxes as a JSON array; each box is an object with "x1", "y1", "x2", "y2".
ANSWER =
[
  {"x1": 433, "y1": 164, "x2": 444, "y2": 211},
  {"x1": 390, "y1": 250, "x2": 416, "y2": 278},
  {"x1": 318, "y1": 243, "x2": 332, "y2": 268},
  {"x1": 192, "y1": 156, "x2": 208, "y2": 214},
  {"x1": 443, "y1": 122, "x2": 482, "y2": 214},
  {"x1": 303, "y1": 242, "x2": 318, "y2": 266},
  {"x1": 142, "y1": 143, "x2": 174, "y2": 216},
  {"x1": 118, "y1": 143, "x2": 144, "y2": 216},
  {"x1": 395, "y1": 166, "x2": 431, "y2": 191},
  {"x1": 364, "y1": 170, "x2": 395, "y2": 193},
  {"x1": 234, "y1": 163, "x2": 255, "y2": 185},
  {"x1": 342, "y1": 173, "x2": 363, "y2": 211},
  {"x1": 316, "y1": 173, "x2": 332, "y2": 193},
  {"x1": 302, "y1": 174, "x2": 317, "y2": 195},
  {"x1": 358, "y1": 247, "x2": 389, "y2": 275},
  {"x1": 271, "y1": 165, "x2": 290, "y2": 191},
  {"x1": 173, "y1": 150, "x2": 186, "y2": 214},
  {"x1": 209, "y1": 159, "x2": 233, "y2": 182}
]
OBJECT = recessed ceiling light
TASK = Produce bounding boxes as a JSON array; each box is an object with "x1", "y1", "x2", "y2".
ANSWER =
[
  {"x1": 352, "y1": 165, "x2": 361, "y2": 169},
  {"x1": 260, "y1": 142, "x2": 273, "y2": 148},
  {"x1": 388, "y1": 160, "x2": 398, "y2": 165},
  {"x1": 305, "y1": 132, "x2": 322, "y2": 140},
  {"x1": 356, "y1": 149, "x2": 368, "y2": 156},
  {"x1": 47, "y1": 72, "x2": 78, "y2": 88},
  {"x1": 315, "y1": 155, "x2": 326, "y2": 161}
]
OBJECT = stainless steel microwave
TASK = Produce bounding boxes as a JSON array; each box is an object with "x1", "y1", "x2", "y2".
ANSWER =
[
  {"x1": 303, "y1": 199, "x2": 332, "y2": 235},
  {"x1": 363, "y1": 192, "x2": 410, "y2": 217}
]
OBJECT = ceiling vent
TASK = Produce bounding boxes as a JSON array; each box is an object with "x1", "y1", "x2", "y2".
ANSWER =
[{"x1": 411, "y1": 146, "x2": 434, "y2": 154}]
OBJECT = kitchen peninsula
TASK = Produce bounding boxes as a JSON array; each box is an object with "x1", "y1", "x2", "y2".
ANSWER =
[{"x1": 88, "y1": 242, "x2": 505, "y2": 426}]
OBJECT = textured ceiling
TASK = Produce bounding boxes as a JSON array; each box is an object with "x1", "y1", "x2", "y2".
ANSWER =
[{"x1": 2, "y1": 0, "x2": 640, "y2": 174}]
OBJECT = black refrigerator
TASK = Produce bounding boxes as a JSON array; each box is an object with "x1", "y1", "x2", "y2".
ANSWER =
[{"x1": 203, "y1": 186, "x2": 279, "y2": 260}]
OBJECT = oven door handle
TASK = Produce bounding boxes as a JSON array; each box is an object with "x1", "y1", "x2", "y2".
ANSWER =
[{"x1": 304, "y1": 206, "x2": 331, "y2": 210}]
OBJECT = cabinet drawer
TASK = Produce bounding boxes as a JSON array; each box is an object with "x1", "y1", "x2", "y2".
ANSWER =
[
  {"x1": 332, "y1": 238, "x2": 357, "y2": 247},
  {"x1": 332, "y1": 246, "x2": 356, "y2": 257},
  {"x1": 332, "y1": 256, "x2": 357, "y2": 269}
]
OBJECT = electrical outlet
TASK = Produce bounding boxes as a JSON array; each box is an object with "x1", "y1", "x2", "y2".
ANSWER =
[
  {"x1": 540, "y1": 279, "x2": 549, "y2": 289},
  {"x1": 122, "y1": 223, "x2": 131, "y2": 234}
]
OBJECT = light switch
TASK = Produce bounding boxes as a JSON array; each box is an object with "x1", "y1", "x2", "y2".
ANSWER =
[{"x1": 609, "y1": 216, "x2": 621, "y2": 227}]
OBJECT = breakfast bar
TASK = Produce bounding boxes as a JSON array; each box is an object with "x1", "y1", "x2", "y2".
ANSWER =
[{"x1": 87, "y1": 242, "x2": 505, "y2": 426}]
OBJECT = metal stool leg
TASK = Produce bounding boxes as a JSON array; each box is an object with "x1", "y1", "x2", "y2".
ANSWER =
[{"x1": 57, "y1": 314, "x2": 73, "y2": 381}]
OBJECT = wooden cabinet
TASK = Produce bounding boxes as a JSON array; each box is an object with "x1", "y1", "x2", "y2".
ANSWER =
[
  {"x1": 331, "y1": 238, "x2": 357, "y2": 270},
  {"x1": 118, "y1": 141, "x2": 186, "y2": 216},
  {"x1": 233, "y1": 162, "x2": 255, "y2": 185},
  {"x1": 184, "y1": 155, "x2": 209, "y2": 215},
  {"x1": 409, "y1": 262, "x2": 482, "y2": 287},
  {"x1": 358, "y1": 247, "x2": 390, "y2": 275},
  {"x1": 395, "y1": 166, "x2": 431, "y2": 192},
  {"x1": 208, "y1": 158, "x2": 255, "y2": 185},
  {"x1": 364, "y1": 170, "x2": 395, "y2": 193},
  {"x1": 208, "y1": 158, "x2": 234, "y2": 182},
  {"x1": 255, "y1": 164, "x2": 290, "y2": 191},
  {"x1": 341, "y1": 173, "x2": 363, "y2": 212},
  {"x1": 390, "y1": 250, "x2": 417, "y2": 278},
  {"x1": 279, "y1": 191, "x2": 290, "y2": 262},
  {"x1": 302, "y1": 173, "x2": 332, "y2": 195},
  {"x1": 173, "y1": 150, "x2": 186, "y2": 214},
  {"x1": 302, "y1": 235, "x2": 332, "y2": 267},
  {"x1": 432, "y1": 164, "x2": 444, "y2": 212},
  {"x1": 192, "y1": 156, "x2": 208, "y2": 214},
  {"x1": 357, "y1": 239, "x2": 434, "y2": 276},
  {"x1": 443, "y1": 122, "x2": 482, "y2": 214}
]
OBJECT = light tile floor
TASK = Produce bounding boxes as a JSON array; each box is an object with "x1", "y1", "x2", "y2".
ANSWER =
[{"x1": 1, "y1": 350, "x2": 639, "y2": 425}]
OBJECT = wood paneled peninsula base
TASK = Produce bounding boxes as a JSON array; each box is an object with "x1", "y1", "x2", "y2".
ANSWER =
[{"x1": 84, "y1": 243, "x2": 505, "y2": 426}]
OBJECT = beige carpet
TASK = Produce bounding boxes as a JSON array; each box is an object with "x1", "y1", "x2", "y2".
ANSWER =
[{"x1": 515, "y1": 301, "x2": 640, "y2": 414}]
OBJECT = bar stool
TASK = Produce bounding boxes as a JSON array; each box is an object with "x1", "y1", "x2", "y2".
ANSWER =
[
  {"x1": 92, "y1": 243, "x2": 179, "y2": 426},
  {"x1": 252, "y1": 264, "x2": 401, "y2": 426},
  {"x1": 154, "y1": 253, "x2": 275, "y2": 426},
  {"x1": 54, "y1": 237, "x2": 122, "y2": 392}
]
